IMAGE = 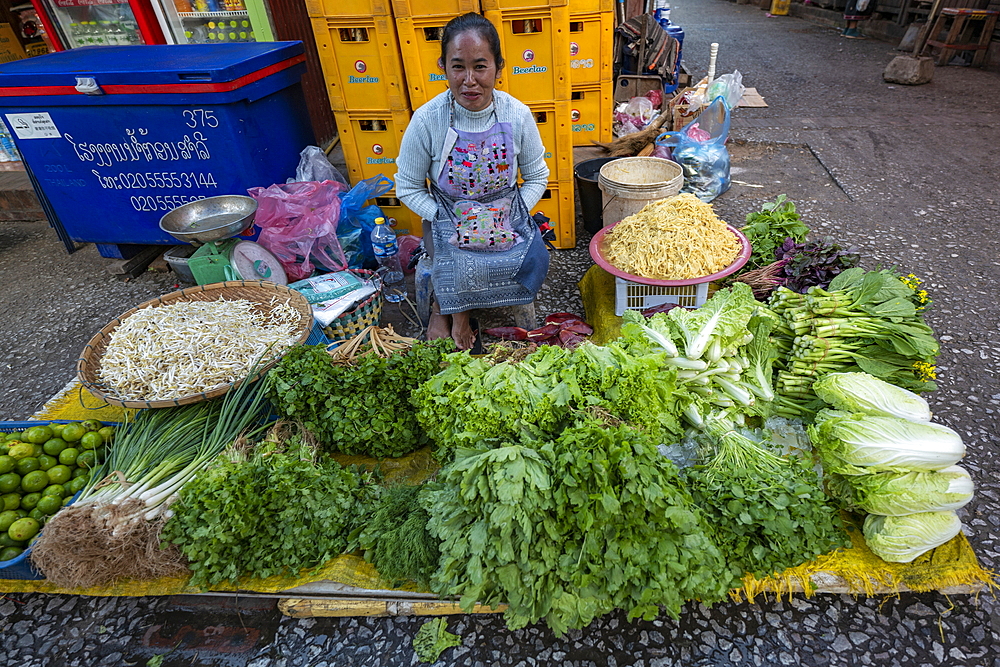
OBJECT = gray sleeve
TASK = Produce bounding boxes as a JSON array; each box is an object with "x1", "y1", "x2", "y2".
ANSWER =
[
  {"x1": 514, "y1": 105, "x2": 550, "y2": 210},
  {"x1": 394, "y1": 108, "x2": 440, "y2": 222}
]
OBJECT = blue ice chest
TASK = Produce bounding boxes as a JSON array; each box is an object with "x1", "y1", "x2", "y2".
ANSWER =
[{"x1": 0, "y1": 43, "x2": 315, "y2": 259}]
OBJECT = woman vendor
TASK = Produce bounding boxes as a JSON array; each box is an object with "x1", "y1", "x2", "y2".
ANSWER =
[{"x1": 395, "y1": 12, "x2": 550, "y2": 350}]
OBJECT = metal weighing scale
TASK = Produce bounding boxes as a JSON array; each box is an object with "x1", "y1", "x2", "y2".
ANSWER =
[{"x1": 159, "y1": 195, "x2": 288, "y2": 286}]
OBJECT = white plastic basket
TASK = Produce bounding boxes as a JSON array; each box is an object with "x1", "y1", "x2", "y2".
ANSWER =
[{"x1": 614, "y1": 277, "x2": 710, "y2": 316}]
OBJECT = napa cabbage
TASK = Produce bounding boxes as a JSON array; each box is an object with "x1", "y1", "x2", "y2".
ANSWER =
[
  {"x1": 863, "y1": 511, "x2": 963, "y2": 563},
  {"x1": 809, "y1": 409, "x2": 964, "y2": 475},
  {"x1": 813, "y1": 372, "x2": 931, "y2": 423},
  {"x1": 827, "y1": 465, "x2": 974, "y2": 516}
]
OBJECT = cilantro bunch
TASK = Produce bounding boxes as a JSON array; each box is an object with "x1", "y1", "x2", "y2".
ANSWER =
[
  {"x1": 740, "y1": 195, "x2": 810, "y2": 271},
  {"x1": 686, "y1": 421, "x2": 850, "y2": 578},
  {"x1": 425, "y1": 418, "x2": 734, "y2": 635},
  {"x1": 269, "y1": 340, "x2": 451, "y2": 458},
  {"x1": 162, "y1": 437, "x2": 377, "y2": 588}
]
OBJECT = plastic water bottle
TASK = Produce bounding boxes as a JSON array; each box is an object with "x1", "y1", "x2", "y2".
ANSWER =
[{"x1": 370, "y1": 217, "x2": 407, "y2": 303}]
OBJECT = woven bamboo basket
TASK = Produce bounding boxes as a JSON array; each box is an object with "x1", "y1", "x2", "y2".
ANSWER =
[
  {"x1": 76, "y1": 281, "x2": 313, "y2": 409},
  {"x1": 322, "y1": 269, "x2": 383, "y2": 342}
]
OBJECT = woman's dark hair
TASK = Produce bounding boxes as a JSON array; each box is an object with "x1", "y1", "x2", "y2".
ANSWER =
[{"x1": 440, "y1": 13, "x2": 504, "y2": 70}]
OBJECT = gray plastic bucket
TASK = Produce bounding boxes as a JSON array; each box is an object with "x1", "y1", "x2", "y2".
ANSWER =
[{"x1": 597, "y1": 157, "x2": 684, "y2": 226}]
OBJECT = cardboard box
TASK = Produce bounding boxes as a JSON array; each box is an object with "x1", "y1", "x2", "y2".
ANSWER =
[{"x1": 0, "y1": 24, "x2": 27, "y2": 64}]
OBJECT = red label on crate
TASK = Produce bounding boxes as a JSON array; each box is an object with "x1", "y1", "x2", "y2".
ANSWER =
[
  {"x1": 372, "y1": 143, "x2": 383, "y2": 155},
  {"x1": 354, "y1": 60, "x2": 367, "y2": 74},
  {"x1": 522, "y1": 49, "x2": 534, "y2": 63},
  {"x1": 571, "y1": 109, "x2": 581, "y2": 121},
  {"x1": 569, "y1": 42, "x2": 579, "y2": 56}
]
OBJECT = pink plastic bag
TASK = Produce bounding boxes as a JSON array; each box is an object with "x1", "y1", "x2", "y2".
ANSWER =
[{"x1": 248, "y1": 180, "x2": 349, "y2": 281}]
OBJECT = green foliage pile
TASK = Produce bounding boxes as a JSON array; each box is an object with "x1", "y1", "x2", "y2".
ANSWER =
[
  {"x1": 268, "y1": 340, "x2": 451, "y2": 458},
  {"x1": 740, "y1": 194, "x2": 810, "y2": 270},
  {"x1": 356, "y1": 483, "x2": 439, "y2": 589},
  {"x1": 162, "y1": 435, "x2": 377, "y2": 588},
  {"x1": 424, "y1": 417, "x2": 734, "y2": 635}
]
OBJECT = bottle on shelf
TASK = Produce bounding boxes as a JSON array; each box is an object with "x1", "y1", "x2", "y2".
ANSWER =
[
  {"x1": 370, "y1": 217, "x2": 407, "y2": 303},
  {"x1": 175, "y1": 0, "x2": 194, "y2": 12}
]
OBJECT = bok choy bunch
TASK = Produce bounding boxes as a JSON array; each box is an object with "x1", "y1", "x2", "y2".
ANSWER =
[{"x1": 621, "y1": 282, "x2": 780, "y2": 429}]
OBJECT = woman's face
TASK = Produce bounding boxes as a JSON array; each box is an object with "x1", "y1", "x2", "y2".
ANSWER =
[{"x1": 441, "y1": 31, "x2": 499, "y2": 112}]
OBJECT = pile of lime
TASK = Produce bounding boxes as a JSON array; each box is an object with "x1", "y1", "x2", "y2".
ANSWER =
[{"x1": 0, "y1": 420, "x2": 113, "y2": 563}]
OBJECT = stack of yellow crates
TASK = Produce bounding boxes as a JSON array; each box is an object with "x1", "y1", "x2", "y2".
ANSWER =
[{"x1": 310, "y1": 0, "x2": 614, "y2": 247}]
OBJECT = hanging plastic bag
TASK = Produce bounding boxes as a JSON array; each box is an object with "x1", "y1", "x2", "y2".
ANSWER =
[
  {"x1": 248, "y1": 180, "x2": 349, "y2": 281},
  {"x1": 287, "y1": 145, "x2": 349, "y2": 186},
  {"x1": 705, "y1": 71, "x2": 745, "y2": 109},
  {"x1": 655, "y1": 96, "x2": 731, "y2": 202},
  {"x1": 337, "y1": 174, "x2": 394, "y2": 270}
]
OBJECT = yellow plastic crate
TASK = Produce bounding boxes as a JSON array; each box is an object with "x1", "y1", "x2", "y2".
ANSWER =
[
  {"x1": 303, "y1": 0, "x2": 391, "y2": 17},
  {"x1": 563, "y1": 0, "x2": 613, "y2": 12},
  {"x1": 570, "y1": 81, "x2": 613, "y2": 146},
  {"x1": 526, "y1": 100, "x2": 573, "y2": 182},
  {"x1": 372, "y1": 190, "x2": 423, "y2": 237},
  {"x1": 312, "y1": 16, "x2": 409, "y2": 112},
  {"x1": 487, "y1": 7, "x2": 571, "y2": 105},
  {"x1": 481, "y1": 0, "x2": 566, "y2": 10},
  {"x1": 391, "y1": 0, "x2": 477, "y2": 17},
  {"x1": 336, "y1": 108, "x2": 411, "y2": 184},
  {"x1": 530, "y1": 178, "x2": 575, "y2": 249},
  {"x1": 568, "y1": 12, "x2": 613, "y2": 87},
  {"x1": 395, "y1": 16, "x2": 451, "y2": 110}
]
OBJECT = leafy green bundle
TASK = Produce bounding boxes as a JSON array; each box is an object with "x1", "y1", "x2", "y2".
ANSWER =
[
  {"x1": 769, "y1": 268, "x2": 940, "y2": 419},
  {"x1": 412, "y1": 618, "x2": 461, "y2": 663},
  {"x1": 356, "y1": 483, "x2": 440, "y2": 588},
  {"x1": 686, "y1": 421, "x2": 850, "y2": 578},
  {"x1": 740, "y1": 195, "x2": 810, "y2": 270},
  {"x1": 162, "y1": 434, "x2": 376, "y2": 588},
  {"x1": 412, "y1": 342, "x2": 683, "y2": 458},
  {"x1": 425, "y1": 418, "x2": 734, "y2": 635},
  {"x1": 268, "y1": 340, "x2": 451, "y2": 458}
]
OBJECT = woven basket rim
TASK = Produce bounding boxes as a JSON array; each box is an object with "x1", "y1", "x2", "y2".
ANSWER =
[{"x1": 76, "y1": 280, "x2": 313, "y2": 409}]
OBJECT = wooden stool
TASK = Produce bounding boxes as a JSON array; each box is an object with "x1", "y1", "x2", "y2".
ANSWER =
[{"x1": 923, "y1": 8, "x2": 999, "y2": 67}]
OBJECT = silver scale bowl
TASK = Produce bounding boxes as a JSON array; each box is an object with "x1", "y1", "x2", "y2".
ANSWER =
[{"x1": 158, "y1": 194, "x2": 259, "y2": 246}]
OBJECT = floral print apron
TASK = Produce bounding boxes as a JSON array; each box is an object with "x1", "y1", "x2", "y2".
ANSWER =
[{"x1": 428, "y1": 98, "x2": 549, "y2": 315}]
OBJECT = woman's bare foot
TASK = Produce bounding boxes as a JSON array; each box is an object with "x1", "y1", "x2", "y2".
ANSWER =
[
  {"x1": 427, "y1": 311, "x2": 452, "y2": 342},
  {"x1": 451, "y1": 310, "x2": 477, "y2": 351}
]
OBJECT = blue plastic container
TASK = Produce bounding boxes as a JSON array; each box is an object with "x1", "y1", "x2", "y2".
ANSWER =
[{"x1": 0, "y1": 43, "x2": 315, "y2": 259}]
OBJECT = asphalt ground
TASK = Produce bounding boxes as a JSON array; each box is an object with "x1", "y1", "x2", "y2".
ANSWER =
[{"x1": 2, "y1": 0, "x2": 1000, "y2": 664}]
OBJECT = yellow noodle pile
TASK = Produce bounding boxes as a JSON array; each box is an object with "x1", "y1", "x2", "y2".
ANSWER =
[{"x1": 603, "y1": 193, "x2": 741, "y2": 280}]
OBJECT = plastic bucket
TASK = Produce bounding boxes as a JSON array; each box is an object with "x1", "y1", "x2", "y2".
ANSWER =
[
  {"x1": 597, "y1": 157, "x2": 684, "y2": 227},
  {"x1": 574, "y1": 157, "x2": 621, "y2": 234}
]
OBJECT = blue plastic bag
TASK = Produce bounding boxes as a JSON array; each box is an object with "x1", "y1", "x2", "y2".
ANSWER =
[
  {"x1": 337, "y1": 175, "x2": 394, "y2": 270},
  {"x1": 655, "y1": 96, "x2": 731, "y2": 202}
]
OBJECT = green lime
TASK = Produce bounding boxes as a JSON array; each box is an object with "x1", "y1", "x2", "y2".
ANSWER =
[
  {"x1": 21, "y1": 471, "x2": 49, "y2": 494},
  {"x1": 15, "y1": 457, "x2": 40, "y2": 476},
  {"x1": 66, "y1": 477, "x2": 85, "y2": 494},
  {"x1": 0, "y1": 546, "x2": 22, "y2": 562},
  {"x1": 81, "y1": 419, "x2": 103, "y2": 432},
  {"x1": 42, "y1": 438, "x2": 67, "y2": 456},
  {"x1": 0, "y1": 455, "x2": 14, "y2": 475},
  {"x1": 62, "y1": 496, "x2": 73, "y2": 506},
  {"x1": 23, "y1": 426, "x2": 53, "y2": 445},
  {"x1": 46, "y1": 465, "x2": 72, "y2": 485},
  {"x1": 58, "y1": 448, "x2": 79, "y2": 466},
  {"x1": 61, "y1": 423, "x2": 85, "y2": 443},
  {"x1": 0, "y1": 533, "x2": 23, "y2": 548},
  {"x1": 48, "y1": 423, "x2": 65, "y2": 437},
  {"x1": 42, "y1": 484, "x2": 65, "y2": 498},
  {"x1": 13, "y1": 509, "x2": 27, "y2": 519},
  {"x1": 37, "y1": 455, "x2": 57, "y2": 471},
  {"x1": 7, "y1": 442, "x2": 33, "y2": 460},
  {"x1": 80, "y1": 432, "x2": 103, "y2": 451},
  {"x1": 28, "y1": 508, "x2": 46, "y2": 522},
  {"x1": 72, "y1": 467, "x2": 88, "y2": 479},
  {"x1": 3, "y1": 432, "x2": 23, "y2": 442},
  {"x1": 8, "y1": 517, "x2": 40, "y2": 541},
  {"x1": 19, "y1": 492, "x2": 40, "y2": 510},
  {"x1": 0, "y1": 473, "x2": 21, "y2": 494},
  {"x1": 98, "y1": 426, "x2": 115, "y2": 443},
  {"x1": 0, "y1": 493, "x2": 19, "y2": 511},
  {"x1": 77, "y1": 450, "x2": 97, "y2": 470},
  {"x1": 0, "y1": 510, "x2": 20, "y2": 532},
  {"x1": 35, "y1": 495, "x2": 62, "y2": 515}
]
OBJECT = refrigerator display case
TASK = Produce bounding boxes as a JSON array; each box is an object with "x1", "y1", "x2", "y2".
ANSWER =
[
  {"x1": 30, "y1": 0, "x2": 165, "y2": 50},
  {"x1": 149, "y1": 0, "x2": 275, "y2": 44}
]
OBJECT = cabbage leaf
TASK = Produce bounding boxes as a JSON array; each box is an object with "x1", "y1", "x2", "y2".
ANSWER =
[
  {"x1": 813, "y1": 372, "x2": 931, "y2": 423},
  {"x1": 827, "y1": 465, "x2": 974, "y2": 516}
]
